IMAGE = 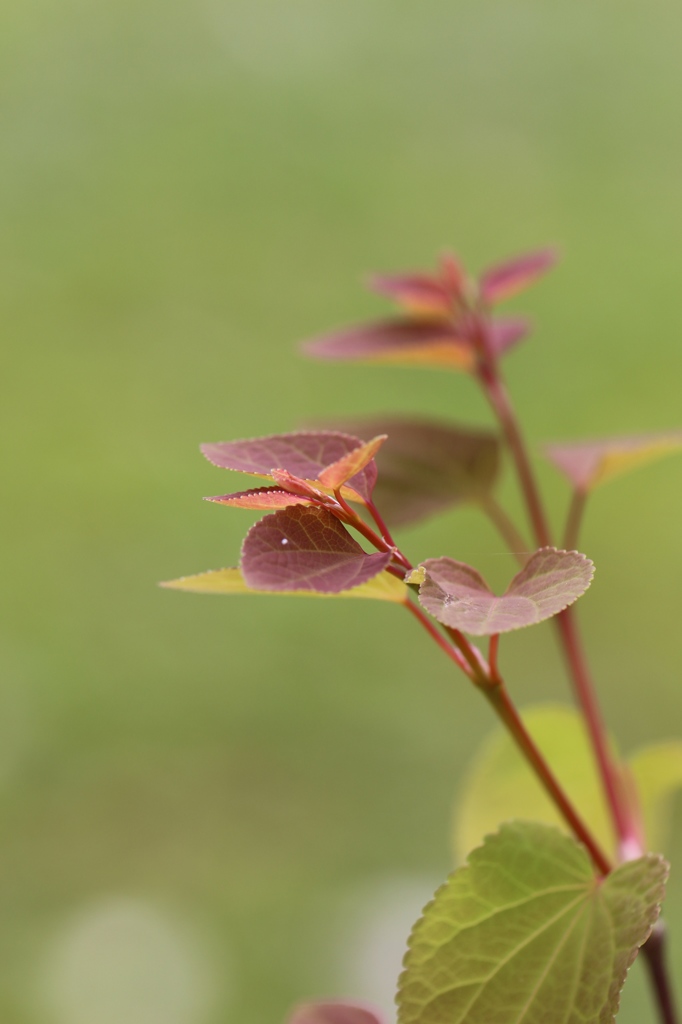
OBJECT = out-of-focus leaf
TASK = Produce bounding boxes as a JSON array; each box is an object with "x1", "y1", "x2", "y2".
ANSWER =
[
  {"x1": 318, "y1": 435, "x2": 387, "y2": 492},
  {"x1": 479, "y1": 247, "x2": 557, "y2": 305},
  {"x1": 544, "y1": 432, "x2": 682, "y2": 492},
  {"x1": 241, "y1": 506, "x2": 392, "y2": 593},
  {"x1": 487, "y1": 315, "x2": 531, "y2": 357},
  {"x1": 201, "y1": 431, "x2": 377, "y2": 503},
  {"x1": 160, "y1": 565, "x2": 408, "y2": 602},
  {"x1": 629, "y1": 741, "x2": 682, "y2": 855},
  {"x1": 416, "y1": 547, "x2": 593, "y2": 635},
  {"x1": 368, "y1": 271, "x2": 453, "y2": 316},
  {"x1": 205, "y1": 487, "x2": 318, "y2": 510},
  {"x1": 288, "y1": 1003, "x2": 384, "y2": 1024},
  {"x1": 313, "y1": 416, "x2": 499, "y2": 528},
  {"x1": 397, "y1": 822, "x2": 667, "y2": 1024},
  {"x1": 454, "y1": 705, "x2": 615, "y2": 863},
  {"x1": 302, "y1": 318, "x2": 475, "y2": 371}
]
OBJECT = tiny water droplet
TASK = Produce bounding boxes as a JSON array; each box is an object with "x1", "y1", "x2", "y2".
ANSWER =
[{"x1": 281, "y1": 538, "x2": 289, "y2": 545}]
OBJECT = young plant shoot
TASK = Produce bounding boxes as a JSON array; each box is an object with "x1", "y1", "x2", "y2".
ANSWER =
[{"x1": 164, "y1": 248, "x2": 681, "y2": 1024}]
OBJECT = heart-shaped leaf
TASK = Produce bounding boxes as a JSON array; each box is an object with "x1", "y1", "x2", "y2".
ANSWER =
[
  {"x1": 398, "y1": 822, "x2": 667, "y2": 1024},
  {"x1": 302, "y1": 318, "x2": 475, "y2": 371},
  {"x1": 241, "y1": 506, "x2": 392, "y2": 593},
  {"x1": 160, "y1": 565, "x2": 408, "y2": 603},
  {"x1": 544, "y1": 432, "x2": 682, "y2": 492},
  {"x1": 416, "y1": 548, "x2": 593, "y2": 635},
  {"x1": 479, "y1": 247, "x2": 557, "y2": 305},
  {"x1": 311, "y1": 416, "x2": 500, "y2": 528},
  {"x1": 201, "y1": 431, "x2": 378, "y2": 503},
  {"x1": 205, "y1": 487, "x2": 319, "y2": 510},
  {"x1": 288, "y1": 1003, "x2": 384, "y2": 1024},
  {"x1": 453, "y1": 705, "x2": 617, "y2": 863}
]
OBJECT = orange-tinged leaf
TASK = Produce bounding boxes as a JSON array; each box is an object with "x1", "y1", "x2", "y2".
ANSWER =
[
  {"x1": 303, "y1": 318, "x2": 475, "y2": 372},
  {"x1": 318, "y1": 435, "x2": 388, "y2": 491},
  {"x1": 368, "y1": 272, "x2": 454, "y2": 316},
  {"x1": 544, "y1": 432, "x2": 682, "y2": 492},
  {"x1": 204, "y1": 487, "x2": 318, "y2": 510},
  {"x1": 159, "y1": 566, "x2": 408, "y2": 602}
]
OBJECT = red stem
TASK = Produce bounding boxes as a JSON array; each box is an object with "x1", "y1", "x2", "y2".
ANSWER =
[
  {"x1": 485, "y1": 682, "x2": 612, "y2": 876},
  {"x1": 564, "y1": 488, "x2": 587, "y2": 551},
  {"x1": 404, "y1": 600, "x2": 472, "y2": 676},
  {"x1": 555, "y1": 608, "x2": 640, "y2": 852},
  {"x1": 479, "y1": 364, "x2": 552, "y2": 547},
  {"x1": 333, "y1": 490, "x2": 413, "y2": 571}
]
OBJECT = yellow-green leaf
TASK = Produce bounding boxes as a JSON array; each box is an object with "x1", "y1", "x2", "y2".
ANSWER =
[
  {"x1": 398, "y1": 822, "x2": 667, "y2": 1024},
  {"x1": 629, "y1": 740, "x2": 682, "y2": 855},
  {"x1": 160, "y1": 566, "x2": 408, "y2": 603}
]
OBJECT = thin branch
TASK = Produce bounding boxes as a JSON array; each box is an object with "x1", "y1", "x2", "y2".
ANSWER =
[
  {"x1": 484, "y1": 682, "x2": 612, "y2": 877},
  {"x1": 563, "y1": 488, "x2": 587, "y2": 551}
]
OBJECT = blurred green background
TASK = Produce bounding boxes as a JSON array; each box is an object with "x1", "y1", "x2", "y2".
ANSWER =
[{"x1": 2, "y1": 1, "x2": 682, "y2": 1021}]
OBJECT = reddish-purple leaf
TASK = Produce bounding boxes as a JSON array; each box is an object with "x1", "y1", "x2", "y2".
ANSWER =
[
  {"x1": 313, "y1": 415, "x2": 499, "y2": 527},
  {"x1": 302, "y1": 318, "x2": 475, "y2": 371},
  {"x1": 487, "y1": 315, "x2": 531, "y2": 357},
  {"x1": 416, "y1": 547, "x2": 593, "y2": 635},
  {"x1": 544, "y1": 432, "x2": 682, "y2": 492},
  {"x1": 201, "y1": 431, "x2": 377, "y2": 503},
  {"x1": 480, "y1": 247, "x2": 557, "y2": 305},
  {"x1": 368, "y1": 272, "x2": 453, "y2": 315},
  {"x1": 318, "y1": 435, "x2": 387, "y2": 491},
  {"x1": 241, "y1": 506, "x2": 392, "y2": 593},
  {"x1": 204, "y1": 487, "x2": 317, "y2": 511},
  {"x1": 288, "y1": 1002, "x2": 384, "y2": 1024}
]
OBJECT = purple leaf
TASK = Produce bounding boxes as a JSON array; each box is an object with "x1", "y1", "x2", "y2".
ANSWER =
[
  {"x1": 416, "y1": 548, "x2": 594, "y2": 635},
  {"x1": 302, "y1": 318, "x2": 475, "y2": 371},
  {"x1": 312, "y1": 415, "x2": 499, "y2": 527},
  {"x1": 241, "y1": 506, "x2": 392, "y2": 593},
  {"x1": 480, "y1": 247, "x2": 557, "y2": 305},
  {"x1": 544, "y1": 432, "x2": 682, "y2": 492},
  {"x1": 368, "y1": 271, "x2": 454, "y2": 315},
  {"x1": 487, "y1": 315, "x2": 531, "y2": 357},
  {"x1": 201, "y1": 431, "x2": 377, "y2": 503},
  {"x1": 287, "y1": 1002, "x2": 384, "y2": 1024},
  {"x1": 204, "y1": 488, "x2": 318, "y2": 510}
]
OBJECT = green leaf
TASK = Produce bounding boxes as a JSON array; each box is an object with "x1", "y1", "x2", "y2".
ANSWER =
[
  {"x1": 629, "y1": 741, "x2": 682, "y2": 855},
  {"x1": 398, "y1": 822, "x2": 667, "y2": 1024},
  {"x1": 453, "y1": 706, "x2": 616, "y2": 863},
  {"x1": 159, "y1": 566, "x2": 409, "y2": 603}
]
